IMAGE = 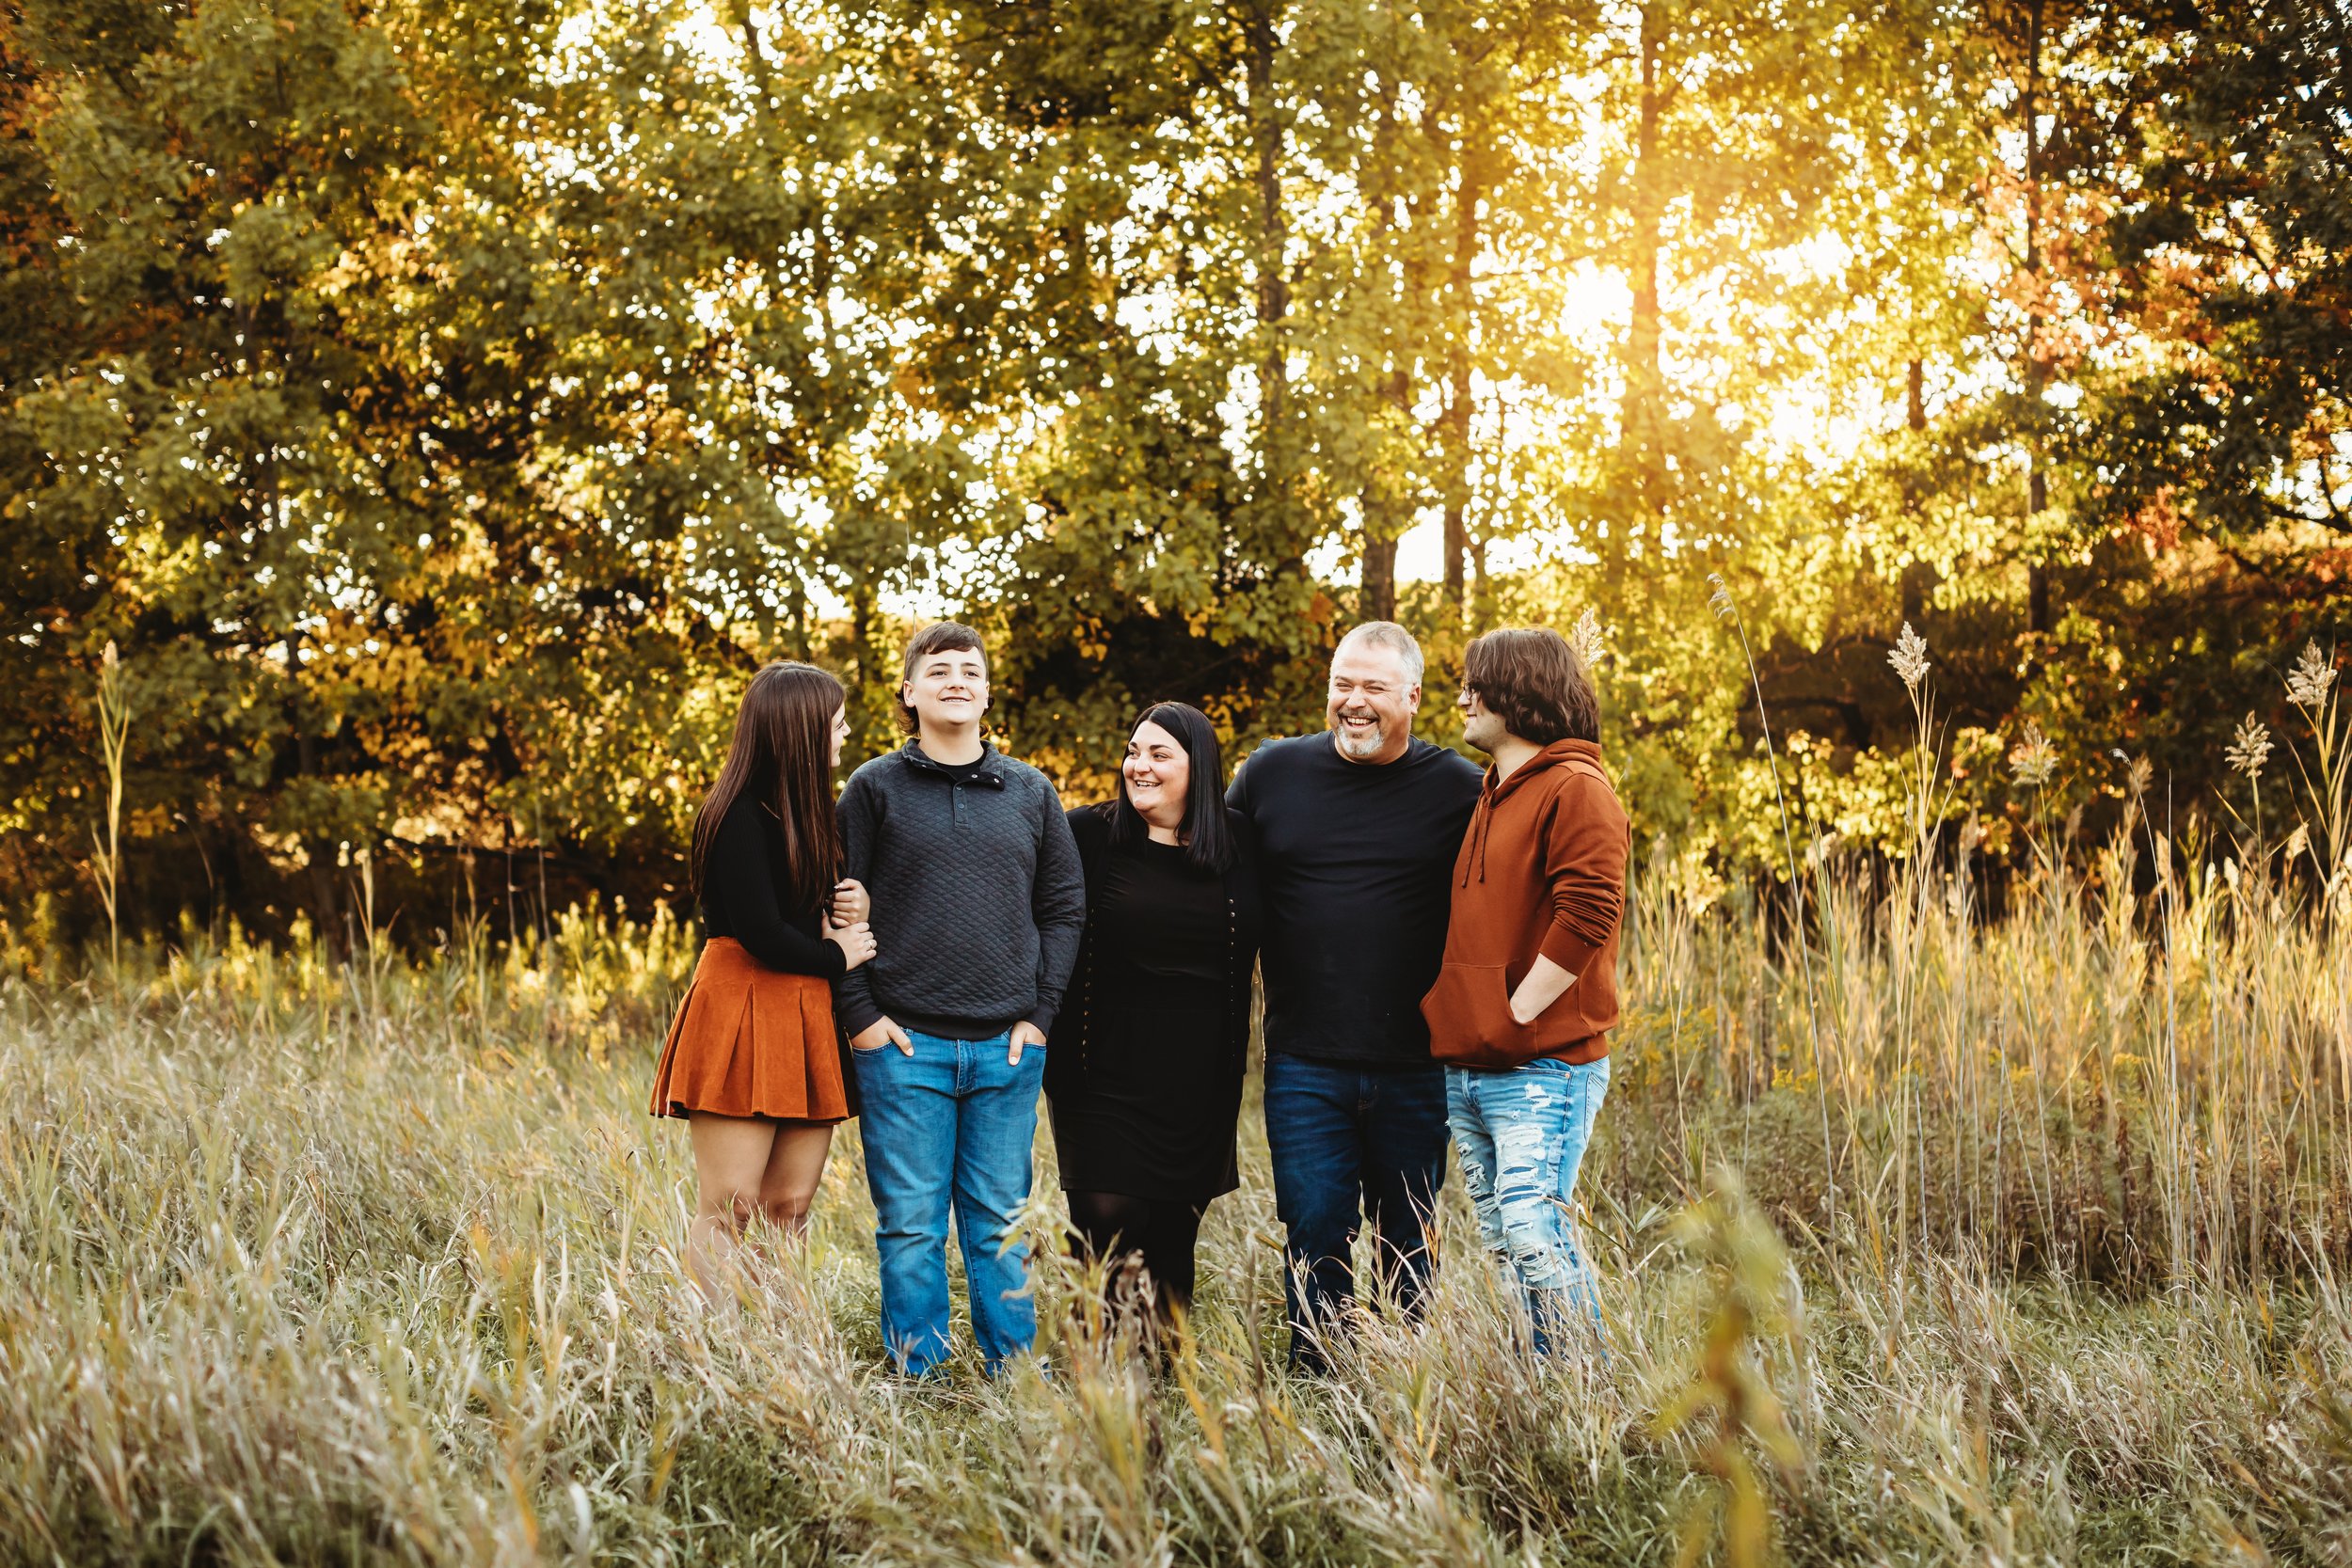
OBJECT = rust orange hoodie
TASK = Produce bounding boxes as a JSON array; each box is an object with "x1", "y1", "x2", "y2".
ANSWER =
[{"x1": 1420, "y1": 738, "x2": 1628, "y2": 1068}]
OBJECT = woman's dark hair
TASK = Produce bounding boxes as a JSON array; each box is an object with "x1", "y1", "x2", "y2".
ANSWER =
[
  {"x1": 1462, "y1": 627, "x2": 1598, "y2": 745},
  {"x1": 1107, "y1": 702, "x2": 1236, "y2": 874},
  {"x1": 691, "y1": 662, "x2": 847, "y2": 917},
  {"x1": 896, "y1": 621, "x2": 988, "y2": 736}
]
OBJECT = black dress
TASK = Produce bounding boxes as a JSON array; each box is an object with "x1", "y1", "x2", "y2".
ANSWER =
[{"x1": 1045, "y1": 806, "x2": 1263, "y2": 1203}]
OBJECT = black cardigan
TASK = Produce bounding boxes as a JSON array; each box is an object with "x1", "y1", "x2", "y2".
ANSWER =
[{"x1": 1043, "y1": 804, "x2": 1262, "y2": 1091}]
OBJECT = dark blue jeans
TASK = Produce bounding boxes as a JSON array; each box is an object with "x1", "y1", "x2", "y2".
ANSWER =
[{"x1": 1262, "y1": 1053, "x2": 1451, "y2": 1372}]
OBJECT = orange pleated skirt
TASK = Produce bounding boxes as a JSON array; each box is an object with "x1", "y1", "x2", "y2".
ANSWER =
[{"x1": 648, "y1": 939, "x2": 852, "y2": 1123}]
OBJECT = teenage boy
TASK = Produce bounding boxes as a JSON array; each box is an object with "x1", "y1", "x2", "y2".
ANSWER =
[
  {"x1": 1422, "y1": 626, "x2": 1627, "y2": 1352},
  {"x1": 1227, "y1": 621, "x2": 1483, "y2": 1372},
  {"x1": 836, "y1": 622, "x2": 1087, "y2": 1377}
]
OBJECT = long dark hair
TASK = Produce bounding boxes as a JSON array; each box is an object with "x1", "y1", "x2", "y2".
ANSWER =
[
  {"x1": 691, "y1": 662, "x2": 846, "y2": 917},
  {"x1": 1107, "y1": 702, "x2": 1235, "y2": 874}
]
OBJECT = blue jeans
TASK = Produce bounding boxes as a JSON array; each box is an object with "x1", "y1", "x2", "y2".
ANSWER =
[
  {"x1": 852, "y1": 1030, "x2": 1046, "y2": 1376},
  {"x1": 1262, "y1": 1053, "x2": 1450, "y2": 1372},
  {"x1": 1446, "y1": 1056, "x2": 1611, "y2": 1353}
]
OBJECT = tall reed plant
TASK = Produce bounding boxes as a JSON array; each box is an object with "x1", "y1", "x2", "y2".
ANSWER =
[{"x1": 87, "y1": 640, "x2": 131, "y2": 970}]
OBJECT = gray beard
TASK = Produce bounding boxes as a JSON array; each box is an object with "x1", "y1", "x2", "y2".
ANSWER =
[{"x1": 1332, "y1": 724, "x2": 1390, "y2": 760}]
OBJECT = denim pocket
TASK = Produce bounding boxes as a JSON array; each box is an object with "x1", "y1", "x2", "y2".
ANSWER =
[{"x1": 854, "y1": 1024, "x2": 927, "y2": 1054}]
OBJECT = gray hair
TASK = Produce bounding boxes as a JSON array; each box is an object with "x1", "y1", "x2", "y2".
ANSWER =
[{"x1": 1333, "y1": 621, "x2": 1424, "y2": 685}]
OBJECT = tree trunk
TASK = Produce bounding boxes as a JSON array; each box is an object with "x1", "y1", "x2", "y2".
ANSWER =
[
  {"x1": 1619, "y1": 4, "x2": 1669, "y2": 546},
  {"x1": 2026, "y1": 475, "x2": 2051, "y2": 633},
  {"x1": 1360, "y1": 353, "x2": 1412, "y2": 623},
  {"x1": 1441, "y1": 140, "x2": 1478, "y2": 618},
  {"x1": 849, "y1": 578, "x2": 882, "y2": 764},
  {"x1": 1244, "y1": 1, "x2": 1289, "y2": 496},
  {"x1": 737, "y1": 8, "x2": 815, "y2": 668},
  {"x1": 1359, "y1": 71, "x2": 1406, "y2": 626},
  {"x1": 2021, "y1": 0, "x2": 2053, "y2": 637},
  {"x1": 283, "y1": 632, "x2": 343, "y2": 955},
  {"x1": 1901, "y1": 356, "x2": 1939, "y2": 623},
  {"x1": 1360, "y1": 361, "x2": 1411, "y2": 623},
  {"x1": 1360, "y1": 532, "x2": 1398, "y2": 622}
]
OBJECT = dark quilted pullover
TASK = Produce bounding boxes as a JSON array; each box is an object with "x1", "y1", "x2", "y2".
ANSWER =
[{"x1": 833, "y1": 741, "x2": 1087, "y2": 1041}]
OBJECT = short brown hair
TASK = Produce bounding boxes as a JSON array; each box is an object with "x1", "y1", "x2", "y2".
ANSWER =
[
  {"x1": 1463, "y1": 627, "x2": 1597, "y2": 745},
  {"x1": 897, "y1": 621, "x2": 988, "y2": 735}
]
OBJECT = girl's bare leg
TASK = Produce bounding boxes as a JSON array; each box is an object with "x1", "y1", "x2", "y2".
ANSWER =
[
  {"x1": 687, "y1": 1113, "x2": 781, "y2": 1299},
  {"x1": 757, "y1": 1122, "x2": 834, "y2": 1242}
]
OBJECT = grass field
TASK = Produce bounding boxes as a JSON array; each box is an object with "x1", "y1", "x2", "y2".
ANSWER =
[{"x1": 3, "y1": 848, "x2": 2348, "y2": 1568}]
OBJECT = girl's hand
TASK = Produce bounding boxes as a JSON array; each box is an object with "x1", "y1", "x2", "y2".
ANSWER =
[
  {"x1": 824, "y1": 918, "x2": 878, "y2": 971},
  {"x1": 830, "y1": 879, "x2": 871, "y2": 927}
]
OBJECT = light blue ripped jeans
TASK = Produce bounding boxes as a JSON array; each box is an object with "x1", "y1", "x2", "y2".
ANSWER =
[{"x1": 1446, "y1": 1055, "x2": 1611, "y2": 1354}]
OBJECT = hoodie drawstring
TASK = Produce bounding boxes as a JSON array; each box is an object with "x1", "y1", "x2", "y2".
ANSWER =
[{"x1": 1462, "y1": 788, "x2": 1495, "y2": 887}]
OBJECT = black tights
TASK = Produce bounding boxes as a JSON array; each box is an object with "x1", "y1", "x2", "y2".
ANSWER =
[{"x1": 1066, "y1": 1191, "x2": 1206, "y2": 1325}]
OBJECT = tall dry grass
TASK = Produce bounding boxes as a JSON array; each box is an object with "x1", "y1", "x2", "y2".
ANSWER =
[
  {"x1": 0, "y1": 860, "x2": 2346, "y2": 1565},
  {"x1": 1621, "y1": 825, "x2": 2352, "y2": 1290}
]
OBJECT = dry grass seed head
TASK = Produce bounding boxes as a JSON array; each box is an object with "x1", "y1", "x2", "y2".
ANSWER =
[
  {"x1": 1890, "y1": 622, "x2": 1931, "y2": 691},
  {"x1": 2227, "y1": 713, "x2": 2274, "y2": 781},
  {"x1": 2285, "y1": 640, "x2": 2338, "y2": 708},
  {"x1": 2009, "y1": 722, "x2": 2058, "y2": 789}
]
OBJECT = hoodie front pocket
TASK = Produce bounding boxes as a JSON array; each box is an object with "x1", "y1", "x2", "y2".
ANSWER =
[{"x1": 1421, "y1": 962, "x2": 1534, "y2": 1065}]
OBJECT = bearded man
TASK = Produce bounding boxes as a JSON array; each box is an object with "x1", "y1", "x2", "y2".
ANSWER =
[{"x1": 1226, "y1": 622, "x2": 1482, "y2": 1372}]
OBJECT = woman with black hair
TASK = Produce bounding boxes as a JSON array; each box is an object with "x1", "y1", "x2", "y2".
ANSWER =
[
  {"x1": 1047, "y1": 702, "x2": 1262, "y2": 1332},
  {"x1": 649, "y1": 661, "x2": 876, "y2": 1296}
]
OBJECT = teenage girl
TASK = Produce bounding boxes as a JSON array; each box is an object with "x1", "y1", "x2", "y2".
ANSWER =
[{"x1": 650, "y1": 661, "x2": 876, "y2": 1293}]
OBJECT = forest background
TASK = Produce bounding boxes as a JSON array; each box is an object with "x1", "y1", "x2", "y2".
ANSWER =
[{"x1": 6, "y1": 0, "x2": 2348, "y2": 950}]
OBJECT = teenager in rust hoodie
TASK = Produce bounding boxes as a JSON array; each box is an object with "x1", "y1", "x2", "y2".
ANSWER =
[{"x1": 1420, "y1": 627, "x2": 1627, "y2": 1351}]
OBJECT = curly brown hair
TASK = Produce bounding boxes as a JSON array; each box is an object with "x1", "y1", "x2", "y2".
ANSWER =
[{"x1": 1463, "y1": 627, "x2": 1597, "y2": 746}]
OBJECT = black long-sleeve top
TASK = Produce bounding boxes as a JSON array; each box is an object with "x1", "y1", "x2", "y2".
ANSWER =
[
  {"x1": 1226, "y1": 732, "x2": 1481, "y2": 1065},
  {"x1": 700, "y1": 793, "x2": 846, "y2": 980}
]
